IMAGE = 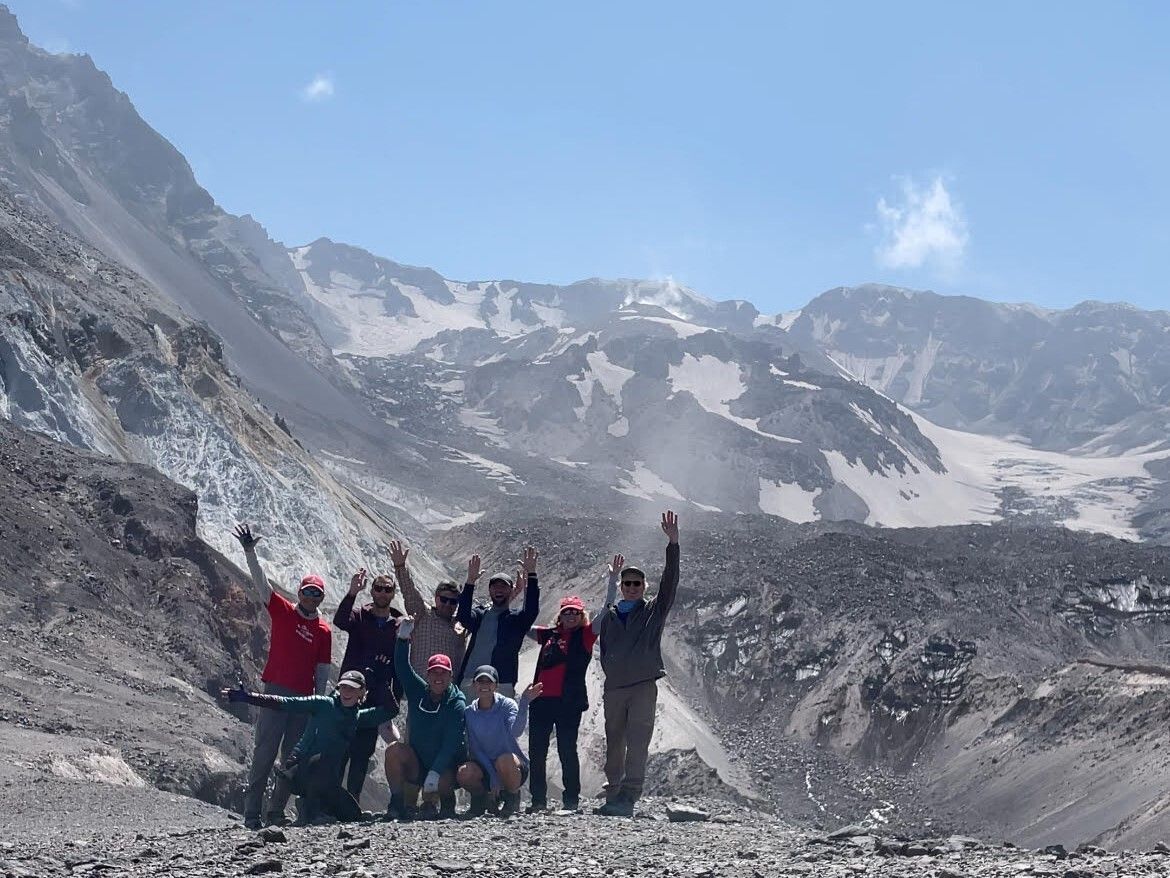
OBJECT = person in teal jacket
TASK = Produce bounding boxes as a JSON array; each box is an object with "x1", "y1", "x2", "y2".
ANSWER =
[
  {"x1": 222, "y1": 669, "x2": 395, "y2": 823},
  {"x1": 383, "y1": 617, "x2": 467, "y2": 820}
]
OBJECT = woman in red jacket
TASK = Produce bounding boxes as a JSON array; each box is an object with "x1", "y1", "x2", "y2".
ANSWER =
[{"x1": 525, "y1": 555, "x2": 620, "y2": 812}]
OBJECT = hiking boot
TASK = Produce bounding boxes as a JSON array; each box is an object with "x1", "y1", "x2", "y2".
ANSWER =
[
  {"x1": 263, "y1": 812, "x2": 288, "y2": 827},
  {"x1": 243, "y1": 815, "x2": 262, "y2": 831},
  {"x1": 416, "y1": 802, "x2": 440, "y2": 821},
  {"x1": 595, "y1": 796, "x2": 634, "y2": 818},
  {"x1": 383, "y1": 792, "x2": 406, "y2": 822},
  {"x1": 498, "y1": 790, "x2": 520, "y2": 818},
  {"x1": 438, "y1": 802, "x2": 457, "y2": 820},
  {"x1": 561, "y1": 795, "x2": 579, "y2": 812},
  {"x1": 525, "y1": 798, "x2": 547, "y2": 814},
  {"x1": 440, "y1": 791, "x2": 457, "y2": 815},
  {"x1": 466, "y1": 792, "x2": 490, "y2": 819}
]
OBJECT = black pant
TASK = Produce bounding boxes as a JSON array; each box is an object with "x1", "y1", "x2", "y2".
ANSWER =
[
  {"x1": 338, "y1": 725, "x2": 379, "y2": 801},
  {"x1": 289, "y1": 753, "x2": 363, "y2": 823},
  {"x1": 528, "y1": 696, "x2": 584, "y2": 804}
]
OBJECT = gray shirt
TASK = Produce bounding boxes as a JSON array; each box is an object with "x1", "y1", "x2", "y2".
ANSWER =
[{"x1": 464, "y1": 606, "x2": 506, "y2": 672}]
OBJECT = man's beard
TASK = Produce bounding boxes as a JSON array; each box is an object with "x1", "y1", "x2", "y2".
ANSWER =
[{"x1": 372, "y1": 595, "x2": 393, "y2": 609}]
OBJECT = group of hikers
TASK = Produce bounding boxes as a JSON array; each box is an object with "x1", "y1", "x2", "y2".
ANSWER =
[{"x1": 219, "y1": 510, "x2": 681, "y2": 828}]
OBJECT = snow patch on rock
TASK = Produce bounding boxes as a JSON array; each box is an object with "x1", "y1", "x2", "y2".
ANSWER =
[{"x1": 758, "y1": 478, "x2": 821, "y2": 523}]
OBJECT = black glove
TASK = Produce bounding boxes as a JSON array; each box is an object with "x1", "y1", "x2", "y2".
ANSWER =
[
  {"x1": 221, "y1": 684, "x2": 252, "y2": 704},
  {"x1": 232, "y1": 523, "x2": 261, "y2": 551}
]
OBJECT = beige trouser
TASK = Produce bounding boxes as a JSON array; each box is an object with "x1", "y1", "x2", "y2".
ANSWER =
[{"x1": 602, "y1": 679, "x2": 658, "y2": 802}]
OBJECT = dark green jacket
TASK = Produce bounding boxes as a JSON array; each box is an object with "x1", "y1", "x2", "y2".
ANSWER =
[
  {"x1": 395, "y1": 639, "x2": 467, "y2": 774},
  {"x1": 249, "y1": 691, "x2": 395, "y2": 761}
]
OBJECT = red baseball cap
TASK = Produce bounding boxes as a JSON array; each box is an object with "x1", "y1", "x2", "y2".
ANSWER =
[
  {"x1": 427, "y1": 654, "x2": 453, "y2": 673},
  {"x1": 299, "y1": 574, "x2": 326, "y2": 592},
  {"x1": 559, "y1": 596, "x2": 586, "y2": 613}
]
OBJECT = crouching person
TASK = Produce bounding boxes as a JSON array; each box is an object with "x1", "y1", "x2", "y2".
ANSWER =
[
  {"x1": 221, "y1": 670, "x2": 394, "y2": 824},
  {"x1": 458, "y1": 666, "x2": 541, "y2": 818},
  {"x1": 384, "y1": 618, "x2": 467, "y2": 820}
]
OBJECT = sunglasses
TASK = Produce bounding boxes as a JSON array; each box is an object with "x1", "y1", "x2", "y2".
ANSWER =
[
  {"x1": 436, "y1": 595, "x2": 459, "y2": 606},
  {"x1": 621, "y1": 580, "x2": 644, "y2": 588},
  {"x1": 301, "y1": 588, "x2": 325, "y2": 599},
  {"x1": 371, "y1": 585, "x2": 395, "y2": 593},
  {"x1": 560, "y1": 608, "x2": 583, "y2": 616}
]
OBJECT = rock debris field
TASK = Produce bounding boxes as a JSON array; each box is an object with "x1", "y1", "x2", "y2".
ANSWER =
[{"x1": 6, "y1": 793, "x2": 1170, "y2": 878}]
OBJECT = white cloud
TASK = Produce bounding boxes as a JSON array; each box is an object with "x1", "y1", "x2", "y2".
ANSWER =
[
  {"x1": 301, "y1": 74, "x2": 335, "y2": 102},
  {"x1": 875, "y1": 175, "x2": 968, "y2": 272},
  {"x1": 42, "y1": 36, "x2": 72, "y2": 55}
]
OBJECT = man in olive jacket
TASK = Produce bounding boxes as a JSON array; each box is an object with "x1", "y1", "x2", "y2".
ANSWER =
[{"x1": 595, "y1": 510, "x2": 680, "y2": 817}]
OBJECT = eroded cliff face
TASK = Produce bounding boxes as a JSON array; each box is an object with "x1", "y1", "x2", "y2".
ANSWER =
[{"x1": 0, "y1": 186, "x2": 416, "y2": 597}]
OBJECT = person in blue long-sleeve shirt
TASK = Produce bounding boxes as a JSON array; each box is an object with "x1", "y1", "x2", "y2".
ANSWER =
[{"x1": 456, "y1": 664, "x2": 542, "y2": 818}]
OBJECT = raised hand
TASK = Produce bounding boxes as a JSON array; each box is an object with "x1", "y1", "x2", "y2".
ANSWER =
[
  {"x1": 523, "y1": 681, "x2": 544, "y2": 701},
  {"x1": 509, "y1": 570, "x2": 525, "y2": 604},
  {"x1": 232, "y1": 523, "x2": 261, "y2": 551},
  {"x1": 609, "y1": 553, "x2": 625, "y2": 575},
  {"x1": 396, "y1": 617, "x2": 415, "y2": 641},
  {"x1": 348, "y1": 567, "x2": 369, "y2": 596},
  {"x1": 467, "y1": 554, "x2": 483, "y2": 585},
  {"x1": 518, "y1": 546, "x2": 539, "y2": 576},
  {"x1": 389, "y1": 540, "x2": 409, "y2": 569},
  {"x1": 661, "y1": 510, "x2": 680, "y2": 544}
]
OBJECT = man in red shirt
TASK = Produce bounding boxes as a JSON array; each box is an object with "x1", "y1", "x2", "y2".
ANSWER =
[{"x1": 233, "y1": 524, "x2": 333, "y2": 829}]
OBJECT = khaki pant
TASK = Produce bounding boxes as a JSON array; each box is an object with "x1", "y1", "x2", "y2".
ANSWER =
[
  {"x1": 243, "y1": 682, "x2": 308, "y2": 821},
  {"x1": 602, "y1": 679, "x2": 658, "y2": 802}
]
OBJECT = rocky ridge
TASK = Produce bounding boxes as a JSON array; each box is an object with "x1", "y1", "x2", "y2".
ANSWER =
[
  {"x1": 436, "y1": 511, "x2": 1170, "y2": 848},
  {"x1": 0, "y1": 414, "x2": 264, "y2": 812}
]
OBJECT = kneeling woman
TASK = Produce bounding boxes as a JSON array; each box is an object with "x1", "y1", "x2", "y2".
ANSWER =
[
  {"x1": 383, "y1": 618, "x2": 468, "y2": 820},
  {"x1": 221, "y1": 669, "x2": 395, "y2": 824},
  {"x1": 458, "y1": 665, "x2": 542, "y2": 817}
]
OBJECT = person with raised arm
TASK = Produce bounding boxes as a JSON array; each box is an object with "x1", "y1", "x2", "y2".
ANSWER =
[
  {"x1": 232, "y1": 523, "x2": 333, "y2": 829},
  {"x1": 456, "y1": 547, "x2": 541, "y2": 698},
  {"x1": 524, "y1": 556, "x2": 620, "y2": 812},
  {"x1": 333, "y1": 567, "x2": 404, "y2": 802},
  {"x1": 221, "y1": 670, "x2": 394, "y2": 824},
  {"x1": 382, "y1": 616, "x2": 468, "y2": 821},
  {"x1": 594, "y1": 511, "x2": 681, "y2": 818},
  {"x1": 457, "y1": 667, "x2": 542, "y2": 818},
  {"x1": 390, "y1": 540, "x2": 468, "y2": 677}
]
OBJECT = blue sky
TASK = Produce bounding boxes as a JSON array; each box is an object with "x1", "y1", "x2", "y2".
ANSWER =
[{"x1": 8, "y1": 1, "x2": 1169, "y2": 313}]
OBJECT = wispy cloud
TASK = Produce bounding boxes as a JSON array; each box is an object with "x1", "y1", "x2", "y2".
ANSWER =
[
  {"x1": 42, "y1": 36, "x2": 72, "y2": 55},
  {"x1": 875, "y1": 175, "x2": 968, "y2": 273},
  {"x1": 300, "y1": 74, "x2": 335, "y2": 103}
]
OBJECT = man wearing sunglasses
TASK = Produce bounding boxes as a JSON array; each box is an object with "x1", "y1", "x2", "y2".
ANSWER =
[
  {"x1": 232, "y1": 523, "x2": 333, "y2": 830},
  {"x1": 333, "y1": 567, "x2": 405, "y2": 802},
  {"x1": 594, "y1": 510, "x2": 681, "y2": 818},
  {"x1": 389, "y1": 540, "x2": 468, "y2": 677}
]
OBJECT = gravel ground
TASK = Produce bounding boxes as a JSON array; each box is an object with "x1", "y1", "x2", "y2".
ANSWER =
[{"x1": 5, "y1": 790, "x2": 1170, "y2": 878}]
